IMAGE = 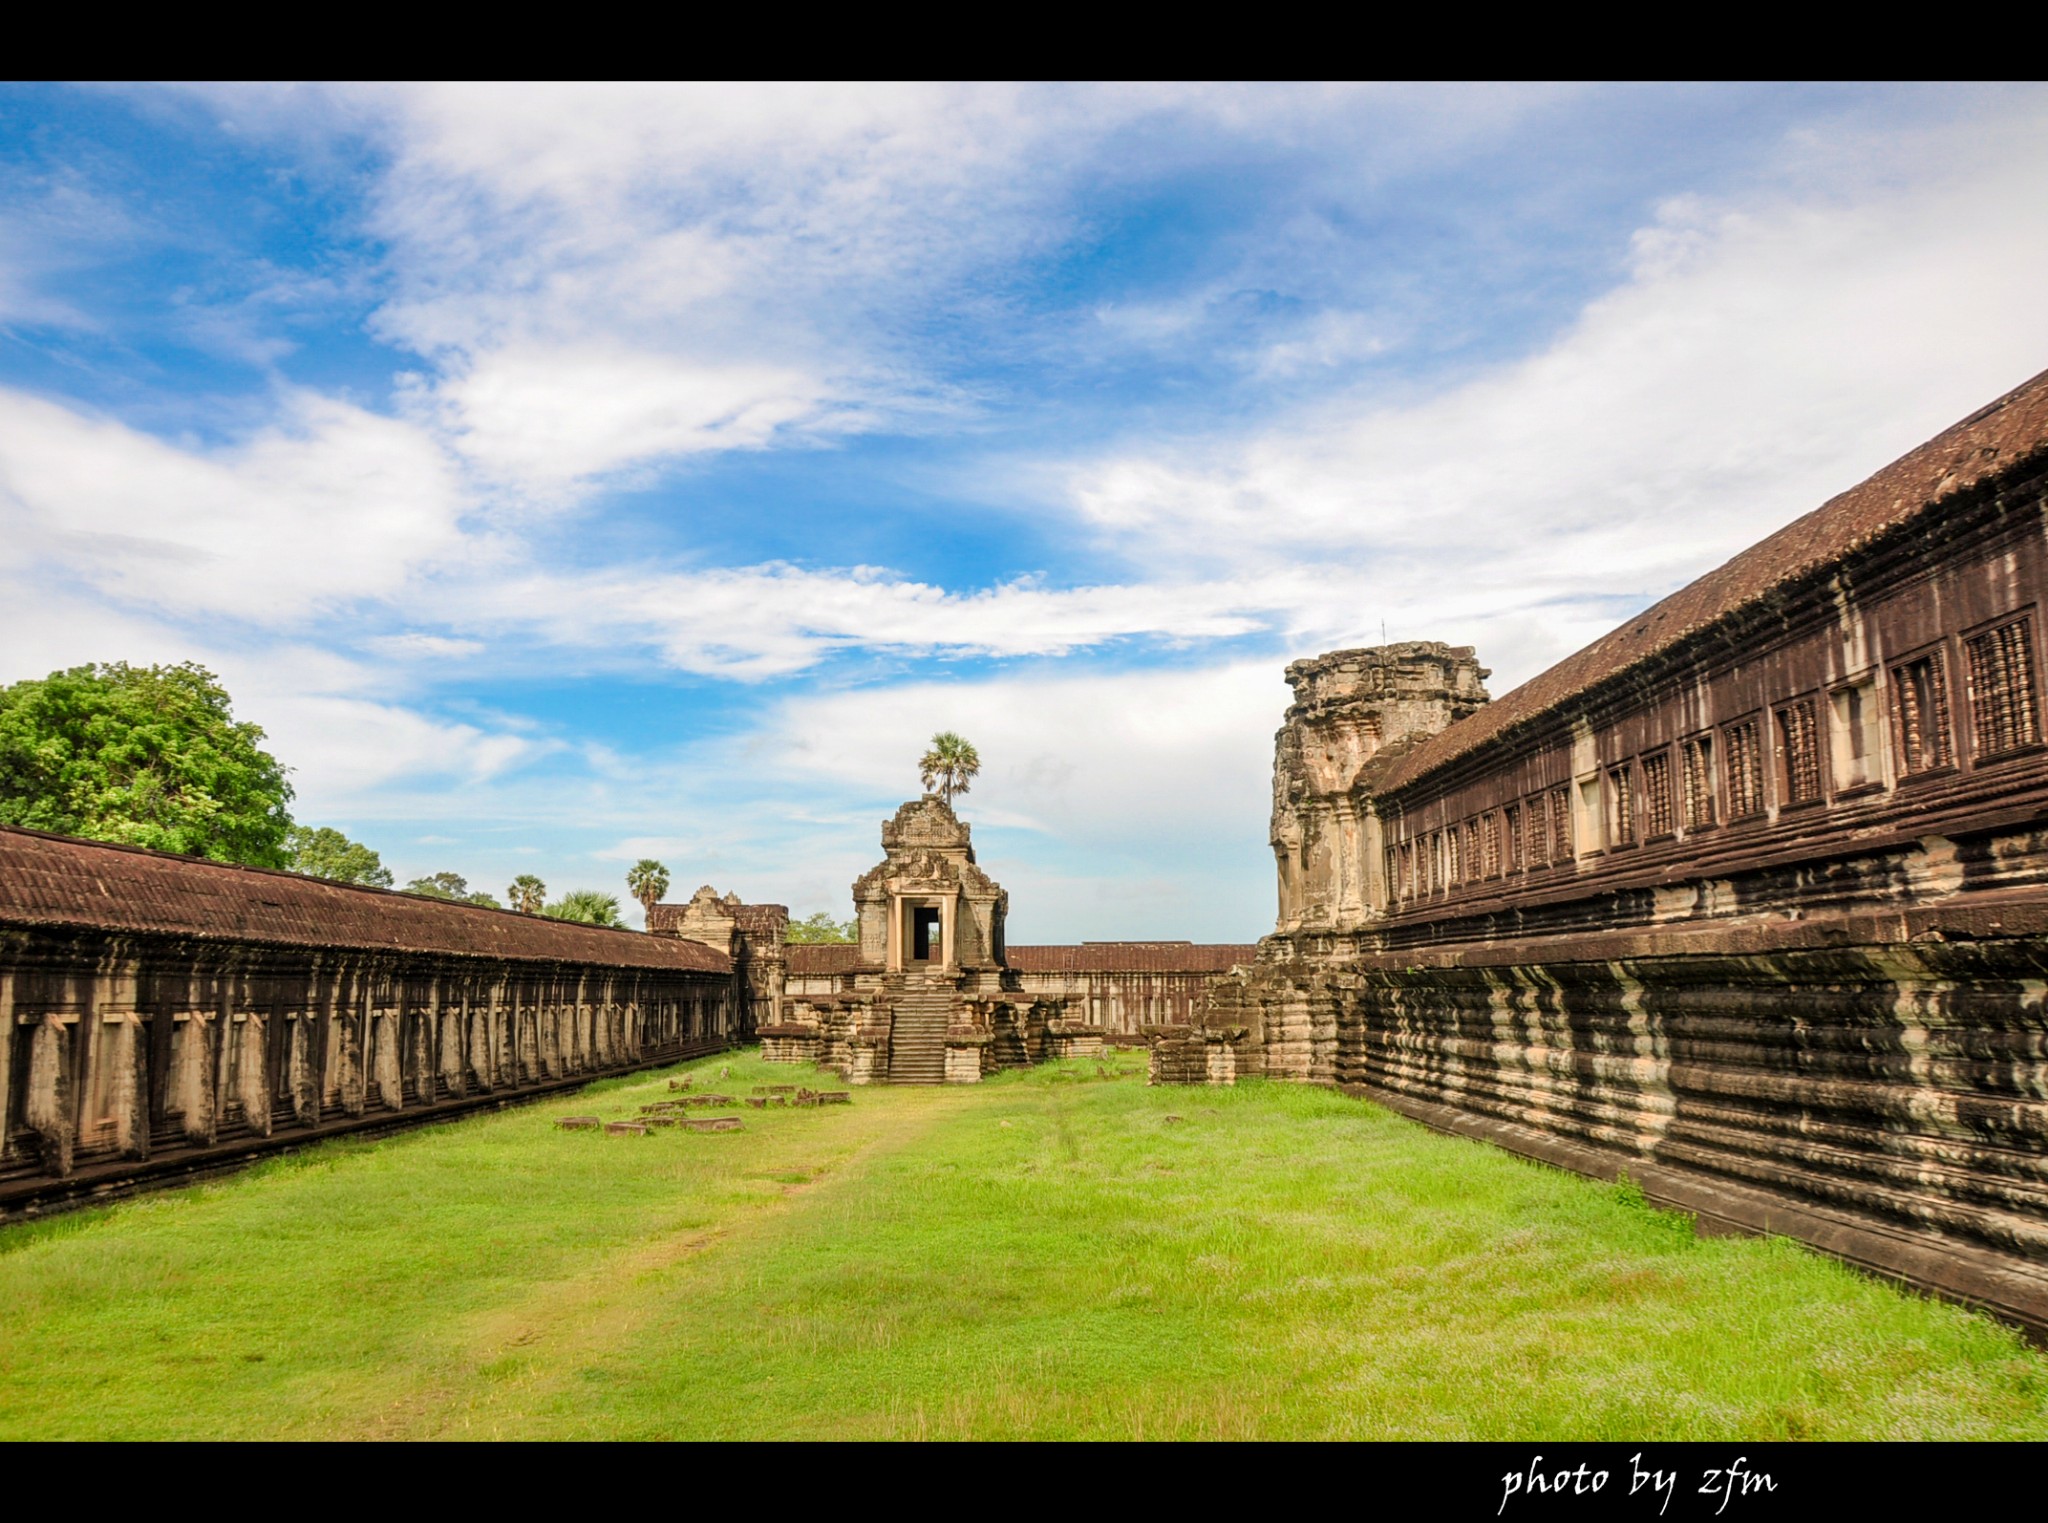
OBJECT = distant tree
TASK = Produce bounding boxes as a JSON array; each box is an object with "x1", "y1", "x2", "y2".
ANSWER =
[
  {"x1": 286, "y1": 825, "x2": 393, "y2": 888},
  {"x1": 625, "y1": 859, "x2": 670, "y2": 925},
  {"x1": 507, "y1": 873, "x2": 547, "y2": 914},
  {"x1": 919, "y1": 731, "x2": 980, "y2": 805},
  {"x1": 784, "y1": 910, "x2": 857, "y2": 944},
  {"x1": 544, "y1": 889, "x2": 623, "y2": 927},
  {"x1": 404, "y1": 871, "x2": 500, "y2": 908},
  {"x1": 0, "y1": 661, "x2": 294, "y2": 866}
]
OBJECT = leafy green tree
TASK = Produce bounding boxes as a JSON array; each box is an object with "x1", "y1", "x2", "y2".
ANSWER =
[
  {"x1": 544, "y1": 889, "x2": 623, "y2": 927},
  {"x1": 625, "y1": 859, "x2": 671, "y2": 925},
  {"x1": 286, "y1": 825, "x2": 393, "y2": 887},
  {"x1": 404, "y1": 871, "x2": 501, "y2": 908},
  {"x1": 507, "y1": 874, "x2": 547, "y2": 914},
  {"x1": 0, "y1": 661, "x2": 294, "y2": 866},
  {"x1": 784, "y1": 910, "x2": 857, "y2": 944},
  {"x1": 919, "y1": 731, "x2": 980, "y2": 805}
]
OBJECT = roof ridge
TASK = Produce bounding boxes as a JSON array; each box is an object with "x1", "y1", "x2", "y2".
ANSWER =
[{"x1": 1374, "y1": 364, "x2": 2048, "y2": 794}]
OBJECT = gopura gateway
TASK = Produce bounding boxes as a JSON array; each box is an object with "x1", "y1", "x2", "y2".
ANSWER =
[{"x1": 2, "y1": 367, "x2": 2046, "y2": 1339}]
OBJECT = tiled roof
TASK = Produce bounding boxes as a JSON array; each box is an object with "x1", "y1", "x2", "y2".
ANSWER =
[
  {"x1": 785, "y1": 944, "x2": 865, "y2": 973},
  {"x1": 732, "y1": 904, "x2": 789, "y2": 934},
  {"x1": 646, "y1": 900, "x2": 786, "y2": 937},
  {"x1": 1376, "y1": 366, "x2": 2048, "y2": 793},
  {"x1": 1007, "y1": 944, "x2": 1258, "y2": 973},
  {"x1": 0, "y1": 826, "x2": 730, "y2": 973}
]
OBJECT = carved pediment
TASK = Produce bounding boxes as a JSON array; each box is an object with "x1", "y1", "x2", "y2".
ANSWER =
[{"x1": 880, "y1": 795, "x2": 973, "y2": 855}]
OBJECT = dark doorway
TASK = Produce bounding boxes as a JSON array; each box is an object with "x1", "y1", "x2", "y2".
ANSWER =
[{"x1": 912, "y1": 906, "x2": 941, "y2": 962}]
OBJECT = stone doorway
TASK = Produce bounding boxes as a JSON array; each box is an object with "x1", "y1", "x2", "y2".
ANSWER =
[{"x1": 910, "y1": 905, "x2": 941, "y2": 963}]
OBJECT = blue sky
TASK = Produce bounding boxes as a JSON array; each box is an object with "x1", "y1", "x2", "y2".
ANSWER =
[{"x1": 5, "y1": 83, "x2": 2048, "y2": 939}]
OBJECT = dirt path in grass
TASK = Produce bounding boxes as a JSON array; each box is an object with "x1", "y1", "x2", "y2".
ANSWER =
[{"x1": 341, "y1": 1085, "x2": 960, "y2": 1440}]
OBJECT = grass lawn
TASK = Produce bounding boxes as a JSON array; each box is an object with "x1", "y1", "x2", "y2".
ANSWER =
[{"x1": 0, "y1": 1048, "x2": 2043, "y2": 1440}]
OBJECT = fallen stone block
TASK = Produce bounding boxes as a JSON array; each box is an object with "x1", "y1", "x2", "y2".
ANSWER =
[
  {"x1": 606, "y1": 1121, "x2": 650, "y2": 1136},
  {"x1": 745, "y1": 1096, "x2": 768, "y2": 1108},
  {"x1": 668, "y1": 1078, "x2": 694, "y2": 1091},
  {"x1": 682, "y1": 1117, "x2": 743, "y2": 1133},
  {"x1": 556, "y1": 1116, "x2": 601, "y2": 1130},
  {"x1": 680, "y1": 1093, "x2": 736, "y2": 1108},
  {"x1": 814, "y1": 1091, "x2": 851, "y2": 1105}
]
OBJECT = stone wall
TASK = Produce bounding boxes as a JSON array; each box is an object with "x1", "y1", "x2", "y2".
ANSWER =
[
  {"x1": 1179, "y1": 368, "x2": 2048, "y2": 1339},
  {"x1": 1008, "y1": 944, "x2": 1258, "y2": 1035},
  {"x1": 0, "y1": 827, "x2": 738, "y2": 1216}
]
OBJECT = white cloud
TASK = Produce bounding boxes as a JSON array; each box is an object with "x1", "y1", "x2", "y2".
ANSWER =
[
  {"x1": 420, "y1": 343, "x2": 830, "y2": 494},
  {"x1": 364, "y1": 633, "x2": 485, "y2": 660},
  {"x1": 1065, "y1": 104, "x2": 2048, "y2": 702},
  {"x1": 296, "y1": 82, "x2": 1572, "y2": 498},
  {"x1": 450, "y1": 563, "x2": 1271, "y2": 679},
  {"x1": 0, "y1": 387, "x2": 471, "y2": 623}
]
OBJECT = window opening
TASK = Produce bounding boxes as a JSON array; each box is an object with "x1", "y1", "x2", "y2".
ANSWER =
[
  {"x1": 1607, "y1": 766, "x2": 1635, "y2": 846},
  {"x1": 1891, "y1": 651, "x2": 1953, "y2": 773},
  {"x1": 1641, "y1": 751, "x2": 1674, "y2": 837},
  {"x1": 1966, "y1": 617, "x2": 2040, "y2": 758},
  {"x1": 1725, "y1": 718, "x2": 1764, "y2": 817},
  {"x1": 1777, "y1": 699, "x2": 1822, "y2": 805},
  {"x1": 1681, "y1": 736, "x2": 1716, "y2": 828}
]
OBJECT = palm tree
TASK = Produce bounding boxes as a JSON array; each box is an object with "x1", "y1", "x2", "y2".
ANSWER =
[
  {"x1": 507, "y1": 874, "x2": 547, "y2": 914},
  {"x1": 543, "y1": 889, "x2": 623, "y2": 927},
  {"x1": 626, "y1": 859, "x2": 670, "y2": 926},
  {"x1": 919, "y1": 731, "x2": 981, "y2": 805}
]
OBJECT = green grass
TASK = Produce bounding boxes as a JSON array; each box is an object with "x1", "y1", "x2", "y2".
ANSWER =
[{"x1": 0, "y1": 1049, "x2": 2043, "y2": 1439}]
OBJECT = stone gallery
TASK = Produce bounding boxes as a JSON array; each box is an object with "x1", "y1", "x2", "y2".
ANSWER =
[
  {"x1": 0, "y1": 830, "x2": 738, "y2": 1214},
  {"x1": 652, "y1": 796, "x2": 1254, "y2": 1083},
  {"x1": 1, "y1": 366, "x2": 2046, "y2": 1338},
  {"x1": 1183, "y1": 366, "x2": 2048, "y2": 1339}
]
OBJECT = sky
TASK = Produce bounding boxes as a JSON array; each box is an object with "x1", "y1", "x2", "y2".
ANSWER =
[{"x1": 4, "y1": 83, "x2": 2048, "y2": 940}]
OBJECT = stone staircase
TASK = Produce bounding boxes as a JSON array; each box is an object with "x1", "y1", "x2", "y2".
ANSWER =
[{"x1": 887, "y1": 974, "x2": 954, "y2": 1085}]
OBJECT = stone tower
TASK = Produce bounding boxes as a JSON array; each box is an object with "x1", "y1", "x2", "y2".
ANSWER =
[
  {"x1": 852, "y1": 795, "x2": 1009, "y2": 971},
  {"x1": 1270, "y1": 642, "x2": 1489, "y2": 933}
]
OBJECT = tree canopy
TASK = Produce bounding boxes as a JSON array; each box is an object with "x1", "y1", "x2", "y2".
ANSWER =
[
  {"x1": 544, "y1": 889, "x2": 623, "y2": 927},
  {"x1": 625, "y1": 859, "x2": 670, "y2": 924},
  {"x1": 404, "y1": 871, "x2": 502, "y2": 908},
  {"x1": 785, "y1": 910, "x2": 857, "y2": 944},
  {"x1": 286, "y1": 825, "x2": 393, "y2": 888},
  {"x1": 0, "y1": 662, "x2": 294, "y2": 866},
  {"x1": 507, "y1": 874, "x2": 547, "y2": 914},
  {"x1": 919, "y1": 731, "x2": 980, "y2": 805}
]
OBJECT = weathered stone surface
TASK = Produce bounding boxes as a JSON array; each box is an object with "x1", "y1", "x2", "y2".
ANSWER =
[
  {"x1": 681, "y1": 1117, "x2": 743, "y2": 1132},
  {"x1": 1172, "y1": 367, "x2": 2048, "y2": 1340},
  {"x1": 556, "y1": 1116, "x2": 600, "y2": 1130},
  {"x1": 0, "y1": 827, "x2": 741, "y2": 1215},
  {"x1": 605, "y1": 1121, "x2": 649, "y2": 1136}
]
